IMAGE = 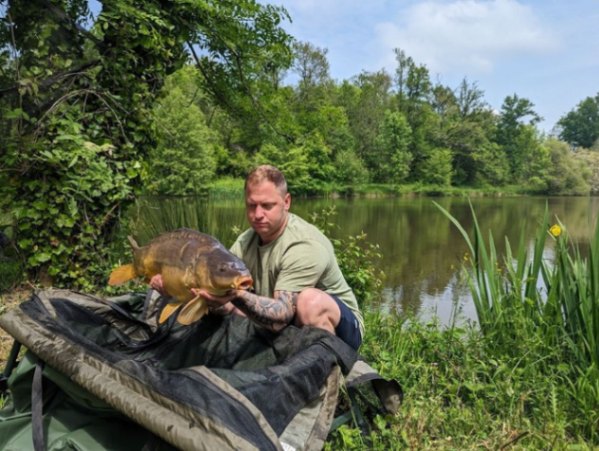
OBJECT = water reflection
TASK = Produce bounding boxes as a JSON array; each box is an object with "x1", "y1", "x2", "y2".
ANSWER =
[{"x1": 129, "y1": 196, "x2": 599, "y2": 325}]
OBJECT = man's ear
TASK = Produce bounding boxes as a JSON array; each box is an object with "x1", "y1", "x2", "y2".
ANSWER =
[{"x1": 284, "y1": 192, "x2": 291, "y2": 211}]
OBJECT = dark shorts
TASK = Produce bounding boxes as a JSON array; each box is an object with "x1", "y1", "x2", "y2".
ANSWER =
[{"x1": 330, "y1": 294, "x2": 362, "y2": 350}]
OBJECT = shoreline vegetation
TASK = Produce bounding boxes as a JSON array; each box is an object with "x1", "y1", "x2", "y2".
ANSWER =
[
  {"x1": 206, "y1": 164, "x2": 599, "y2": 200},
  {"x1": 206, "y1": 178, "x2": 585, "y2": 200},
  {"x1": 1, "y1": 194, "x2": 599, "y2": 449}
]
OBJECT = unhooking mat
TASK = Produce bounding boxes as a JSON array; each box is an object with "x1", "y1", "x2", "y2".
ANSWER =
[{"x1": 0, "y1": 289, "x2": 401, "y2": 450}]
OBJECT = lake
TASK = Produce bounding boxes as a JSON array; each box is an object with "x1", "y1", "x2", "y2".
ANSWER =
[{"x1": 129, "y1": 195, "x2": 599, "y2": 325}]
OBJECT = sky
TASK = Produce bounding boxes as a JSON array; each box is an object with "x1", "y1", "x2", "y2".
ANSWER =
[{"x1": 264, "y1": 0, "x2": 599, "y2": 133}]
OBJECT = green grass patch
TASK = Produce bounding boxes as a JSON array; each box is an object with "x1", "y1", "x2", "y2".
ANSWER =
[
  {"x1": 207, "y1": 177, "x2": 244, "y2": 199},
  {"x1": 205, "y1": 177, "x2": 530, "y2": 200},
  {"x1": 326, "y1": 311, "x2": 598, "y2": 449}
]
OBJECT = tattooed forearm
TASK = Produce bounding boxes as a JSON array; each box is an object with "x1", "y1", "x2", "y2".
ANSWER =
[{"x1": 232, "y1": 290, "x2": 298, "y2": 331}]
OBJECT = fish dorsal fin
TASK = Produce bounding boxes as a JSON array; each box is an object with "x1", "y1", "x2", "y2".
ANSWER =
[
  {"x1": 149, "y1": 229, "x2": 214, "y2": 248},
  {"x1": 127, "y1": 235, "x2": 140, "y2": 250},
  {"x1": 108, "y1": 264, "x2": 136, "y2": 286}
]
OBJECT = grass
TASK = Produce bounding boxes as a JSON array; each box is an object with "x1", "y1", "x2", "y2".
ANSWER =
[
  {"x1": 207, "y1": 177, "x2": 244, "y2": 199},
  {"x1": 326, "y1": 312, "x2": 596, "y2": 450},
  {"x1": 203, "y1": 178, "x2": 528, "y2": 200}
]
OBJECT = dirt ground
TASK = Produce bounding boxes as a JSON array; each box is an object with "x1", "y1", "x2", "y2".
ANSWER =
[{"x1": 0, "y1": 288, "x2": 33, "y2": 369}]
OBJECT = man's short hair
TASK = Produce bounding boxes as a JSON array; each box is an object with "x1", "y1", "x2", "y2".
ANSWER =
[{"x1": 245, "y1": 165, "x2": 288, "y2": 195}]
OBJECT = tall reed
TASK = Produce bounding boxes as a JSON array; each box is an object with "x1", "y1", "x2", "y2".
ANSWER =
[{"x1": 435, "y1": 201, "x2": 599, "y2": 437}]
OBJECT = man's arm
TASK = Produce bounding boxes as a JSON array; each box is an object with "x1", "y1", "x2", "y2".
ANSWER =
[{"x1": 230, "y1": 290, "x2": 298, "y2": 332}]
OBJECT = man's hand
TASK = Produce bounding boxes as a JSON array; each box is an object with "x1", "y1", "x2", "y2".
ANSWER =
[
  {"x1": 150, "y1": 274, "x2": 166, "y2": 295},
  {"x1": 150, "y1": 275, "x2": 246, "y2": 316},
  {"x1": 192, "y1": 289, "x2": 245, "y2": 316}
]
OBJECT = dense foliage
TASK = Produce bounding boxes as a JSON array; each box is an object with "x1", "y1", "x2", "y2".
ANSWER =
[
  {"x1": 145, "y1": 46, "x2": 593, "y2": 197},
  {"x1": 0, "y1": 0, "x2": 291, "y2": 287},
  {"x1": 558, "y1": 92, "x2": 599, "y2": 149}
]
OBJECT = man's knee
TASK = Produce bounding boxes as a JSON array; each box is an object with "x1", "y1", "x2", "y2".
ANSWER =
[{"x1": 295, "y1": 288, "x2": 340, "y2": 332}]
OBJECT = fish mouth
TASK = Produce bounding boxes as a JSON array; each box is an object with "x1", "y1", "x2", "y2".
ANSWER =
[{"x1": 235, "y1": 276, "x2": 253, "y2": 291}]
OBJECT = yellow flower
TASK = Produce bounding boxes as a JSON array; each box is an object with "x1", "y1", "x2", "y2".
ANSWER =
[{"x1": 549, "y1": 224, "x2": 562, "y2": 238}]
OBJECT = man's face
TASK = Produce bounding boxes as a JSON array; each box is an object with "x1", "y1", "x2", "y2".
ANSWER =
[{"x1": 245, "y1": 180, "x2": 290, "y2": 244}]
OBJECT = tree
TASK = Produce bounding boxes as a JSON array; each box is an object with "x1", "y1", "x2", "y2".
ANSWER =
[
  {"x1": 373, "y1": 110, "x2": 413, "y2": 183},
  {"x1": 145, "y1": 67, "x2": 218, "y2": 195},
  {"x1": 0, "y1": 0, "x2": 293, "y2": 287},
  {"x1": 543, "y1": 139, "x2": 590, "y2": 194},
  {"x1": 456, "y1": 78, "x2": 487, "y2": 119},
  {"x1": 290, "y1": 41, "x2": 335, "y2": 137},
  {"x1": 394, "y1": 48, "x2": 412, "y2": 102},
  {"x1": 430, "y1": 79, "x2": 500, "y2": 185},
  {"x1": 495, "y1": 94, "x2": 541, "y2": 179},
  {"x1": 512, "y1": 125, "x2": 550, "y2": 187},
  {"x1": 394, "y1": 48, "x2": 432, "y2": 118},
  {"x1": 292, "y1": 41, "x2": 331, "y2": 90},
  {"x1": 558, "y1": 93, "x2": 599, "y2": 149},
  {"x1": 332, "y1": 148, "x2": 369, "y2": 187},
  {"x1": 419, "y1": 148, "x2": 453, "y2": 186},
  {"x1": 341, "y1": 70, "x2": 393, "y2": 177},
  {"x1": 392, "y1": 49, "x2": 433, "y2": 179}
]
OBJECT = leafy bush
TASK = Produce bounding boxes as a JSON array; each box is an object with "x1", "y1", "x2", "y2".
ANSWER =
[
  {"x1": 332, "y1": 148, "x2": 369, "y2": 187},
  {"x1": 543, "y1": 139, "x2": 590, "y2": 195},
  {"x1": 5, "y1": 115, "x2": 135, "y2": 288},
  {"x1": 419, "y1": 147, "x2": 453, "y2": 186},
  {"x1": 310, "y1": 207, "x2": 384, "y2": 305}
]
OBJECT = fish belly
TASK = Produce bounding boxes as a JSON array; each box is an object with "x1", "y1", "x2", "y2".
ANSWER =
[{"x1": 160, "y1": 265, "x2": 194, "y2": 303}]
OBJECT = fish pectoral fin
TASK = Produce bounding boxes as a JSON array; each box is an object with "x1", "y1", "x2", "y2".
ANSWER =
[
  {"x1": 158, "y1": 302, "x2": 183, "y2": 324},
  {"x1": 177, "y1": 296, "x2": 209, "y2": 326},
  {"x1": 108, "y1": 264, "x2": 136, "y2": 286}
]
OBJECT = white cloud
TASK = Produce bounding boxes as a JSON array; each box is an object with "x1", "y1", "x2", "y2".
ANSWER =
[
  {"x1": 376, "y1": 0, "x2": 560, "y2": 74},
  {"x1": 277, "y1": 0, "x2": 386, "y2": 16}
]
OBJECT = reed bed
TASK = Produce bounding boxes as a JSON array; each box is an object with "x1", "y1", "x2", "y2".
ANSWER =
[{"x1": 434, "y1": 201, "x2": 599, "y2": 441}]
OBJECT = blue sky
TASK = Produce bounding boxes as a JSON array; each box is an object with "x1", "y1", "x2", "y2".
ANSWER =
[{"x1": 265, "y1": 0, "x2": 598, "y2": 133}]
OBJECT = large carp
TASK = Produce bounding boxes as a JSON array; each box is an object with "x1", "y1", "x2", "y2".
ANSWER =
[{"x1": 108, "y1": 228, "x2": 253, "y2": 325}]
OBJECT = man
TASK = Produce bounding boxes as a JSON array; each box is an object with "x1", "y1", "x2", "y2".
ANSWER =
[{"x1": 153, "y1": 165, "x2": 363, "y2": 350}]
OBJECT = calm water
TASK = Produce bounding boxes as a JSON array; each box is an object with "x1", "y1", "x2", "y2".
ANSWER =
[{"x1": 129, "y1": 196, "x2": 599, "y2": 324}]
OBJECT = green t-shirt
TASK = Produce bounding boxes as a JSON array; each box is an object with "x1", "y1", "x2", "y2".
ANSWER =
[{"x1": 230, "y1": 213, "x2": 364, "y2": 335}]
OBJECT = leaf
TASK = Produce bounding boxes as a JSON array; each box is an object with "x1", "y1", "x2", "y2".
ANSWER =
[
  {"x1": 4, "y1": 108, "x2": 30, "y2": 120},
  {"x1": 68, "y1": 155, "x2": 80, "y2": 168}
]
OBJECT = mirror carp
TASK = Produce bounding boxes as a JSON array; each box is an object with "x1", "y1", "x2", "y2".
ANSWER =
[{"x1": 108, "y1": 228, "x2": 253, "y2": 325}]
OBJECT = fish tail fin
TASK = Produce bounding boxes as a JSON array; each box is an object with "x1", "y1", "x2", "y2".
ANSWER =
[
  {"x1": 177, "y1": 296, "x2": 209, "y2": 326},
  {"x1": 127, "y1": 235, "x2": 140, "y2": 250},
  {"x1": 108, "y1": 264, "x2": 136, "y2": 286},
  {"x1": 158, "y1": 303, "x2": 181, "y2": 324}
]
